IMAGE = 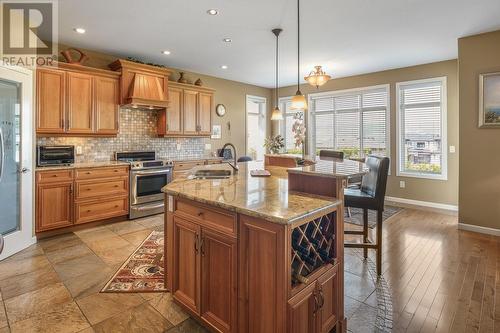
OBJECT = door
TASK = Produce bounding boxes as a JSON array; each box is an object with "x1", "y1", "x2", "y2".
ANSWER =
[
  {"x1": 246, "y1": 96, "x2": 267, "y2": 161},
  {"x1": 173, "y1": 217, "x2": 201, "y2": 314},
  {"x1": 66, "y1": 72, "x2": 93, "y2": 134},
  {"x1": 95, "y1": 76, "x2": 119, "y2": 134},
  {"x1": 198, "y1": 92, "x2": 212, "y2": 135},
  {"x1": 36, "y1": 68, "x2": 65, "y2": 134},
  {"x1": 317, "y1": 265, "x2": 338, "y2": 333},
  {"x1": 183, "y1": 89, "x2": 198, "y2": 134},
  {"x1": 165, "y1": 87, "x2": 183, "y2": 134},
  {"x1": 0, "y1": 64, "x2": 34, "y2": 260},
  {"x1": 36, "y1": 182, "x2": 73, "y2": 231},
  {"x1": 287, "y1": 282, "x2": 317, "y2": 333},
  {"x1": 201, "y1": 229, "x2": 237, "y2": 333}
]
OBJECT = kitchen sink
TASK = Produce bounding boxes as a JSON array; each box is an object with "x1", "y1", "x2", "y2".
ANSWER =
[{"x1": 192, "y1": 169, "x2": 232, "y2": 179}]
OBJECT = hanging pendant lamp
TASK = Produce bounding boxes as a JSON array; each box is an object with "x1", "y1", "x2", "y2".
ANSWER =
[
  {"x1": 305, "y1": 65, "x2": 331, "y2": 88},
  {"x1": 290, "y1": 0, "x2": 307, "y2": 110},
  {"x1": 271, "y1": 28, "x2": 283, "y2": 121}
]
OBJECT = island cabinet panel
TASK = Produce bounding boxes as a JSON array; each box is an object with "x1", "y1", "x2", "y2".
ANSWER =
[
  {"x1": 317, "y1": 265, "x2": 338, "y2": 333},
  {"x1": 66, "y1": 72, "x2": 94, "y2": 134},
  {"x1": 200, "y1": 229, "x2": 237, "y2": 333},
  {"x1": 95, "y1": 76, "x2": 120, "y2": 134},
  {"x1": 238, "y1": 215, "x2": 287, "y2": 333},
  {"x1": 36, "y1": 68, "x2": 66, "y2": 133},
  {"x1": 172, "y1": 216, "x2": 201, "y2": 314},
  {"x1": 287, "y1": 282, "x2": 317, "y2": 333}
]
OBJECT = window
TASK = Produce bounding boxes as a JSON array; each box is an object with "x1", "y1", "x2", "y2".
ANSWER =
[
  {"x1": 246, "y1": 95, "x2": 267, "y2": 161},
  {"x1": 309, "y1": 85, "x2": 390, "y2": 162},
  {"x1": 279, "y1": 97, "x2": 304, "y2": 154},
  {"x1": 396, "y1": 77, "x2": 447, "y2": 180}
]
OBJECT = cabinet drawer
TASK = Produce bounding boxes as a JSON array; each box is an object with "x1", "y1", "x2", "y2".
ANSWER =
[
  {"x1": 75, "y1": 196, "x2": 128, "y2": 224},
  {"x1": 174, "y1": 160, "x2": 204, "y2": 171},
  {"x1": 175, "y1": 199, "x2": 236, "y2": 236},
  {"x1": 36, "y1": 169, "x2": 74, "y2": 184},
  {"x1": 75, "y1": 166, "x2": 129, "y2": 180},
  {"x1": 75, "y1": 178, "x2": 128, "y2": 200}
]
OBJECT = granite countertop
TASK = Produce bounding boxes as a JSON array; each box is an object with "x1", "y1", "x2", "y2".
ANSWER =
[
  {"x1": 162, "y1": 161, "x2": 342, "y2": 225},
  {"x1": 170, "y1": 156, "x2": 223, "y2": 162},
  {"x1": 288, "y1": 158, "x2": 368, "y2": 179},
  {"x1": 35, "y1": 161, "x2": 130, "y2": 171}
]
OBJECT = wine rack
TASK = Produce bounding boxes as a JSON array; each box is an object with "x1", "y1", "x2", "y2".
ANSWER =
[{"x1": 291, "y1": 212, "x2": 336, "y2": 286}]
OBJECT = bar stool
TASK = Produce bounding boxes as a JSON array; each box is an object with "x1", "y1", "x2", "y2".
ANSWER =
[
  {"x1": 0, "y1": 234, "x2": 4, "y2": 255},
  {"x1": 344, "y1": 155, "x2": 390, "y2": 276},
  {"x1": 237, "y1": 156, "x2": 253, "y2": 162}
]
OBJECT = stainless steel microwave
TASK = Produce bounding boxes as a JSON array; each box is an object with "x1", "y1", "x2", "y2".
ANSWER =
[{"x1": 37, "y1": 145, "x2": 75, "y2": 166}]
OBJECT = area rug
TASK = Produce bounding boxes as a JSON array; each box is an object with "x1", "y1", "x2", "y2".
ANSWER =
[
  {"x1": 345, "y1": 206, "x2": 403, "y2": 229},
  {"x1": 101, "y1": 231, "x2": 166, "y2": 293}
]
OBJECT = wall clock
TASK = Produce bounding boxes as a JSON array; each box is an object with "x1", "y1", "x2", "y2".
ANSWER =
[{"x1": 216, "y1": 104, "x2": 226, "y2": 117}]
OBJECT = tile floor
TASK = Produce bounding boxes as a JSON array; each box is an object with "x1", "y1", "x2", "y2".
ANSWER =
[{"x1": 0, "y1": 214, "x2": 383, "y2": 333}]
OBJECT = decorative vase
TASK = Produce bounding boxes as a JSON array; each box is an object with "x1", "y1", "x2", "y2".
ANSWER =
[
  {"x1": 60, "y1": 48, "x2": 89, "y2": 65},
  {"x1": 194, "y1": 78, "x2": 203, "y2": 86},
  {"x1": 177, "y1": 72, "x2": 188, "y2": 84}
]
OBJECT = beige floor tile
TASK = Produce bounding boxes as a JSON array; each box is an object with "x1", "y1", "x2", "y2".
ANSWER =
[
  {"x1": 53, "y1": 253, "x2": 108, "y2": 281},
  {"x1": 63, "y1": 267, "x2": 114, "y2": 300},
  {"x1": 45, "y1": 244, "x2": 93, "y2": 264},
  {"x1": 121, "y1": 229, "x2": 153, "y2": 246},
  {"x1": 137, "y1": 215, "x2": 164, "y2": 228},
  {"x1": 77, "y1": 327, "x2": 95, "y2": 333},
  {"x1": 93, "y1": 303, "x2": 173, "y2": 333},
  {"x1": 76, "y1": 292, "x2": 145, "y2": 325},
  {"x1": 0, "y1": 301, "x2": 7, "y2": 329},
  {"x1": 149, "y1": 293, "x2": 189, "y2": 326},
  {"x1": 165, "y1": 318, "x2": 208, "y2": 333},
  {"x1": 106, "y1": 221, "x2": 148, "y2": 235},
  {"x1": 39, "y1": 233, "x2": 84, "y2": 253},
  {"x1": 85, "y1": 235, "x2": 131, "y2": 254},
  {"x1": 93, "y1": 244, "x2": 137, "y2": 267},
  {"x1": 4, "y1": 282, "x2": 72, "y2": 323},
  {"x1": 9, "y1": 301, "x2": 90, "y2": 333},
  {"x1": 0, "y1": 327, "x2": 9, "y2": 333},
  {"x1": 0, "y1": 266, "x2": 60, "y2": 300},
  {"x1": 76, "y1": 228, "x2": 119, "y2": 243},
  {"x1": 0, "y1": 255, "x2": 51, "y2": 282}
]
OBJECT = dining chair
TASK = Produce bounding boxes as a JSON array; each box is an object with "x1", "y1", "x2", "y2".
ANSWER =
[{"x1": 344, "y1": 155, "x2": 390, "y2": 276}]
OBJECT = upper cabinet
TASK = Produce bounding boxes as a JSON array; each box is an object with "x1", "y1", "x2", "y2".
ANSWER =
[
  {"x1": 157, "y1": 82, "x2": 215, "y2": 137},
  {"x1": 36, "y1": 63, "x2": 120, "y2": 136}
]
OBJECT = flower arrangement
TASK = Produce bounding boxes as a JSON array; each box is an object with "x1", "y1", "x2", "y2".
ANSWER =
[
  {"x1": 263, "y1": 135, "x2": 285, "y2": 154},
  {"x1": 292, "y1": 112, "x2": 306, "y2": 148}
]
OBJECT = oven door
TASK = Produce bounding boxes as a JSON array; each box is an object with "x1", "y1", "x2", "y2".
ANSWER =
[{"x1": 131, "y1": 168, "x2": 172, "y2": 205}]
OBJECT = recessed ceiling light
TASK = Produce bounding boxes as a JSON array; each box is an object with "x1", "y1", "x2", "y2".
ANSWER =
[
  {"x1": 73, "y1": 27, "x2": 86, "y2": 34},
  {"x1": 207, "y1": 9, "x2": 218, "y2": 15},
  {"x1": 221, "y1": 65, "x2": 228, "y2": 69},
  {"x1": 161, "y1": 50, "x2": 171, "y2": 55},
  {"x1": 222, "y1": 38, "x2": 232, "y2": 43}
]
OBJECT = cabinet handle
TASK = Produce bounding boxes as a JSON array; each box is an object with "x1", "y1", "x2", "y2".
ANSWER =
[
  {"x1": 69, "y1": 184, "x2": 73, "y2": 194},
  {"x1": 197, "y1": 211, "x2": 204, "y2": 217},
  {"x1": 313, "y1": 291, "x2": 319, "y2": 315},
  {"x1": 194, "y1": 233, "x2": 199, "y2": 254},
  {"x1": 200, "y1": 237, "x2": 205, "y2": 256},
  {"x1": 318, "y1": 288, "x2": 325, "y2": 308}
]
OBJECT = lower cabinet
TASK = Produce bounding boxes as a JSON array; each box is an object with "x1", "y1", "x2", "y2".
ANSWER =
[
  {"x1": 172, "y1": 215, "x2": 237, "y2": 333},
  {"x1": 36, "y1": 181, "x2": 74, "y2": 231},
  {"x1": 288, "y1": 282, "x2": 318, "y2": 333}
]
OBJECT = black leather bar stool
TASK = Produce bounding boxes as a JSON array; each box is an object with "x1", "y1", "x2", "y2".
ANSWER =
[
  {"x1": 344, "y1": 155, "x2": 390, "y2": 276},
  {"x1": 0, "y1": 234, "x2": 4, "y2": 256},
  {"x1": 237, "y1": 156, "x2": 252, "y2": 162},
  {"x1": 319, "y1": 150, "x2": 344, "y2": 160}
]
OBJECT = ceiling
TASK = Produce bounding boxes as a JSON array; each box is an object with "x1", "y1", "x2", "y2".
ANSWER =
[{"x1": 58, "y1": 0, "x2": 500, "y2": 88}]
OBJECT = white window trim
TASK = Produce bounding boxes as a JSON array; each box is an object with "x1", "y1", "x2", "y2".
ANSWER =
[
  {"x1": 307, "y1": 84, "x2": 391, "y2": 173},
  {"x1": 245, "y1": 95, "x2": 267, "y2": 159},
  {"x1": 278, "y1": 96, "x2": 298, "y2": 153},
  {"x1": 396, "y1": 77, "x2": 448, "y2": 180}
]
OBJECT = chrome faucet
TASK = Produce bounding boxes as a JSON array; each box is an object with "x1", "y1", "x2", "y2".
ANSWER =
[{"x1": 221, "y1": 143, "x2": 239, "y2": 173}]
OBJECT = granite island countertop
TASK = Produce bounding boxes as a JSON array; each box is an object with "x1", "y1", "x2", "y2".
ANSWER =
[
  {"x1": 287, "y1": 157, "x2": 368, "y2": 179},
  {"x1": 162, "y1": 161, "x2": 342, "y2": 225}
]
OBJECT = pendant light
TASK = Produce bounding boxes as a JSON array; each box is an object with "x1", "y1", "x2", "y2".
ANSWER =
[
  {"x1": 305, "y1": 65, "x2": 331, "y2": 88},
  {"x1": 271, "y1": 28, "x2": 284, "y2": 121},
  {"x1": 290, "y1": 0, "x2": 307, "y2": 110}
]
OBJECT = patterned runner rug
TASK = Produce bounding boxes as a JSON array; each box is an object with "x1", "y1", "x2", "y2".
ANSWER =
[{"x1": 102, "y1": 231, "x2": 166, "y2": 293}]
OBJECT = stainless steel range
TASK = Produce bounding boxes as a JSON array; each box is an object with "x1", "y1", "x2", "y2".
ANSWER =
[{"x1": 115, "y1": 151, "x2": 173, "y2": 219}]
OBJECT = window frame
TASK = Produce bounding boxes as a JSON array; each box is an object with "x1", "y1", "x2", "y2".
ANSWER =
[
  {"x1": 245, "y1": 95, "x2": 267, "y2": 161},
  {"x1": 307, "y1": 84, "x2": 391, "y2": 171},
  {"x1": 396, "y1": 77, "x2": 448, "y2": 180}
]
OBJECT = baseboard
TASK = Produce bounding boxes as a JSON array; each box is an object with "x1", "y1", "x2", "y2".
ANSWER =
[
  {"x1": 458, "y1": 223, "x2": 500, "y2": 236},
  {"x1": 385, "y1": 196, "x2": 458, "y2": 212}
]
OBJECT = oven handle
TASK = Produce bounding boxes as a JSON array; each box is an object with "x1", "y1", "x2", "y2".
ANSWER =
[
  {"x1": 133, "y1": 169, "x2": 171, "y2": 176},
  {"x1": 134, "y1": 202, "x2": 165, "y2": 211}
]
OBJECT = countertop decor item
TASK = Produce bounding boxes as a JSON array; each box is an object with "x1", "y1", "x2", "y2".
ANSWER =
[
  {"x1": 177, "y1": 72, "x2": 188, "y2": 84},
  {"x1": 250, "y1": 169, "x2": 271, "y2": 177},
  {"x1": 60, "y1": 48, "x2": 89, "y2": 65},
  {"x1": 263, "y1": 134, "x2": 285, "y2": 154},
  {"x1": 271, "y1": 28, "x2": 284, "y2": 121},
  {"x1": 216, "y1": 104, "x2": 226, "y2": 117},
  {"x1": 194, "y1": 78, "x2": 203, "y2": 86},
  {"x1": 305, "y1": 65, "x2": 331, "y2": 89},
  {"x1": 479, "y1": 71, "x2": 500, "y2": 128},
  {"x1": 290, "y1": 0, "x2": 307, "y2": 111}
]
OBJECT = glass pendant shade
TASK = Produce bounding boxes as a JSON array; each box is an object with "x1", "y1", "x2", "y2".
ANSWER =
[
  {"x1": 305, "y1": 66, "x2": 331, "y2": 88},
  {"x1": 271, "y1": 106, "x2": 284, "y2": 120},
  {"x1": 291, "y1": 91, "x2": 307, "y2": 110}
]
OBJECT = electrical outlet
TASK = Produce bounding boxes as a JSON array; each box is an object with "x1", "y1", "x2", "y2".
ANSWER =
[
  {"x1": 205, "y1": 143, "x2": 212, "y2": 150},
  {"x1": 76, "y1": 146, "x2": 83, "y2": 155},
  {"x1": 399, "y1": 181, "x2": 406, "y2": 189},
  {"x1": 176, "y1": 144, "x2": 181, "y2": 151},
  {"x1": 449, "y1": 145, "x2": 456, "y2": 153}
]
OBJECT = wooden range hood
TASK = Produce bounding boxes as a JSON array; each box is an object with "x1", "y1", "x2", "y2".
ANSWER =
[{"x1": 109, "y1": 59, "x2": 172, "y2": 110}]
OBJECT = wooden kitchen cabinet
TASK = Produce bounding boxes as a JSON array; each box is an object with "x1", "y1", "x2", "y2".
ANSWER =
[
  {"x1": 66, "y1": 72, "x2": 94, "y2": 134},
  {"x1": 158, "y1": 86, "x2": 183, "y2": 135},
  {"x1": 183, "y1": 89, "x2": 199, "y2": 135},
  {"x1": 317, "y1": 265, "x2": 338, "y2": 333},
  {"x1": 95, "y1": 75, "x2": 120, "y2": 134},
  {"x1": 36, "y1": 68, "x2": 66, "y2": 134},
  {"x1": 198, "y1": 92, "x2": 212, "y2": 135},
  {"x1": 288, "y1": 282, "x2": 318, "y2": 333}
]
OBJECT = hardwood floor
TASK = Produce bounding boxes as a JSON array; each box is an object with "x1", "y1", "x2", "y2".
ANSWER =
[{"x1": 0, "y1": 208, "x2": 497, "y2": 332}]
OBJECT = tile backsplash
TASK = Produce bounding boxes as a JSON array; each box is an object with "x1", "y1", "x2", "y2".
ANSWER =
[{"x1": 37, "y1": 108, "x2": 208, "y2": 162}]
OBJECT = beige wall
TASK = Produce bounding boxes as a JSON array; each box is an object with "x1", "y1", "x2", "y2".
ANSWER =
[
  {"x1": 276, "y1": 60, "x2": 459, "y2": 206},
  {"x1": 458, "y1": 30, "x2": 500, "y2": 230},
  {"x1": 56, "y1": 44, "x2": 273, "y2": 156}
]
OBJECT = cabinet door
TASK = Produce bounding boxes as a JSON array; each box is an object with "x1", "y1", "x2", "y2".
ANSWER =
[
  {"x1": 36, "y1": 182, "x2": 73, "y2": 232},
  {"x1": 36, "y1": 68, "x2": 65, "y2": 134},
  {"x1": 201, "y1": 229, "x2": 237, "y2": 333},
  {"x1": 95, "y1": 76, "x2": 119, "y2": 135},
  {"x1": 67, "y1": 72, "x2": 94, "y2": 134},
  {"x1": 317, "y1": 265, "x2": 338, "y2": 333},
  {"x1": 183, "y1": 89, "x2": 198, "y2": 134},
  {"x1": 172, "y1": 217, "x2": 201, "y2": 314},
  {"x1": 287, "y1": 282, "x2": 317, "y2": 333},
  {"x1": 165, "y1": 87, "x2": 183, "y2": 135},
  {"x1": 198, "y1": 92, "x2": 212, "y2": 135}
]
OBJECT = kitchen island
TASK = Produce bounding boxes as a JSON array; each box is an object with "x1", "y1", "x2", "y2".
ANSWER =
[{"x1": 162, "y1": 160, "x2": 365, "y2": 333}]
